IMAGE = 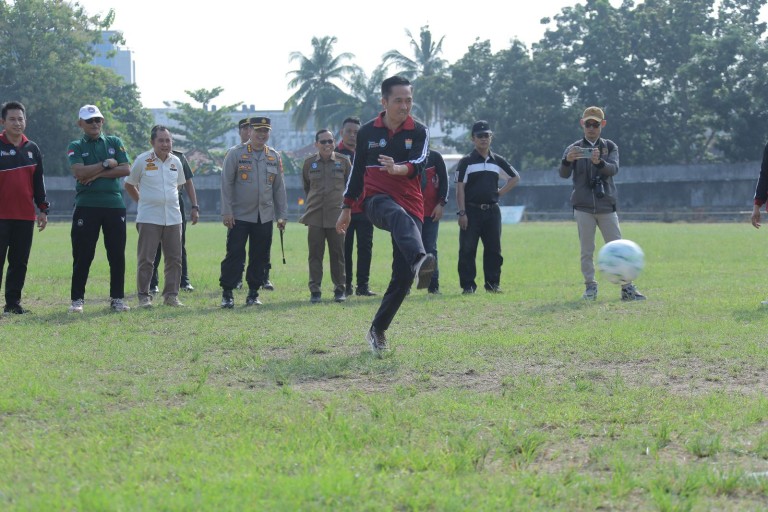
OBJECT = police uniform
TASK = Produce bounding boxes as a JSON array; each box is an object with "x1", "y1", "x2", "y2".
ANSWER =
[
  {"x1": 67, "y1": 111, "x2": 130, "y2": 304},
  {"x1": 219, "y1": 117, "x2": 287, "y2": 303},
  {"x1": 300, "y1": 150, "x2": 351, "y2": 299}
]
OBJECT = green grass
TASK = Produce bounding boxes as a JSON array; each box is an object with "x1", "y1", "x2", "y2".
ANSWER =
[{"x1": 2, "y1": 221, "x2": 768, "y2": 510}]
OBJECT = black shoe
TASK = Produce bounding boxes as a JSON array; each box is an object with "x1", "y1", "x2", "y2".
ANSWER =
[
  {"x1": 310, "y1": 292, "x2": 322, "y2": 304},
  {"x1": 3, "y1": 303, "x2": 29, "y2": 315},
  {"x1": 462, "y1": 287, "x2": 476, "y2": 295},
  {"x1": 334, "y1": 291, "x2": 346, "y2": 303},
  {"x1": 262, "y1": 280, "x2": 275, "y2": 291},
  {"x1": 428, "y1": 287, "x2": 441, "y2": 295},
  {"x1": 356, "y1": 286, "x2": 377, "y2": 296},
  {"x1": 245, "y1": 290, "x2": 262, "y2": 306},
  {"x1": 221, "y1": 290, "x2": 234, "y2": 309},
  {"x1": 345, "y1": 284, "x2": 353, "y2": 296},
  {"x1": 413, "y1": 253, "x2": 436, "y2": 289},
  {"x1": 366, "y1": 326, "x2": 388, "y2": 356},
  {"x1": 180, "y1": 283, "x2": 194, "y2": 292},
  {"x1": 149, "y1": 285, "x2": 159, "y2": 295},
  {"x1": 485, "y1": 284, "x2": 502, "y2": 293}
]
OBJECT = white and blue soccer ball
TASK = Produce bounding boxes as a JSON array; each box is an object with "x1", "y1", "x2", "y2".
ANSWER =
[{"x1": 597, "y1": 239, "x2": 645, "y2": 285}]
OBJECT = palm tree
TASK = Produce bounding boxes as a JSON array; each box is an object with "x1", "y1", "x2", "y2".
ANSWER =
[
  {"x1": 382, "y1": 25, "x2": 448, "y2": 125},
  {"x1": 284, "y1": 36, "x2": 359, "y2": 131},
  {"x1": 344, "y1": 64, "x2": 391, "y2": 123}
]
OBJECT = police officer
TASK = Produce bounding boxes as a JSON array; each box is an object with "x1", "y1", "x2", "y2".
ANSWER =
[
  {"x1": 456, "y1": 120, "x2": 520, "y2": 294},
  {"x1": 300, "y1": 129, "x2": 351, "y2": 303},
  {"x1": 219, "y1": 116, "x2": 287, "y2": 308}
]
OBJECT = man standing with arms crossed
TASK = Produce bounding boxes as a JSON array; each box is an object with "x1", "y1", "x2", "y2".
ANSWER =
[
  {"x1": 301, "y1": 129, "x2": 351, "y2": 303},
  {"x1": 67, "y1": 104, "x2": 130, "y2": 313},
  {"x1": 124, "y1": 126, "x2": 187, "y2": 308},
  {"x1": 219, "y1": 116, "x2": 287, "y2": 308},
  {"x1": 336, "y1": 75, "x2": 434, "y2": 356},
  {"x1": 337, "y1": 116, "x2": 376, "y2": 297},
  {"x1": 0, "y1": 101, "x2": 49, "y2": 315}
]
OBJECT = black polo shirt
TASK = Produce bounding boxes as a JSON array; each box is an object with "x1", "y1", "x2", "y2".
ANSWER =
[{"x1": 456, "y1": 149, "x2": 518, "y2": 205}]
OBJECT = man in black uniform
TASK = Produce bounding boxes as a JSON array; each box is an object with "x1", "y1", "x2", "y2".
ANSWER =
[
  {"x1": 455, "y1": 121, "x2": 520, "y2": 294},
  {"x1": 336, "y1": 75, "x2": 434, "y2": 356}
]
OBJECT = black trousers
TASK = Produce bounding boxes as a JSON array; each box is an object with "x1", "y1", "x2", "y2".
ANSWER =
[
  {"x1": 151, "y1": 213, "x2": 189, "y2": 288},
  {"x1": 70, "y1": 206, "x2": 126, "y2": 300},
  {"x1": 458, "y1": 205, "x2": 503, "y2": 291},
  {"x1": 344, "y1": 212, "x2": 374, "y2": 289},
  {"x1": 219, "y1": 219, "x2": 273, "y2": 293},
  {"x1": 364, "y1": 195, "x2": 425, "y2": 332},
  {"x1": 0, "y1": 219, "x2": 34, "y2": 305}
]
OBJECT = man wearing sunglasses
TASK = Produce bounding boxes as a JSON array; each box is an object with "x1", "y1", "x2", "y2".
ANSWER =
[
  {"x1": 300, "y1": 129, "x2": 351, "y2": 303},
  {"x1": 560, "y1": 106, "x2": 645, "y2": 301},
  {"x1": 456, "y1": 121, "x2": 520, "y2": 295},
  {"x1": 66, "y1": 104, "x2": 131, "y2": 313}
]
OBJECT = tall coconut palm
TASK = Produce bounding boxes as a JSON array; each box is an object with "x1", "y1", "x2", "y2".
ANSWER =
[
  {"x1": 284, "y1": 36, "x2": 359, "y2": 131},
  {"x1": 382, "y1": 25, "x2": 448, "y2": 125},
  {"x1": 344, "y1": 64, "x2": 391, "y2": 123}
]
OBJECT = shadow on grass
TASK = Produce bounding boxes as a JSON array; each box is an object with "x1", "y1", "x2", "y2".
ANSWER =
[{"x1": 260, "y1": 350, "x2": 400, "y2": 387}]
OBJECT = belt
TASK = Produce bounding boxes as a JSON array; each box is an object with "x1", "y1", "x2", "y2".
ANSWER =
[{"x1": 466, "y1": 202, "x2": 498, "y2": 211}]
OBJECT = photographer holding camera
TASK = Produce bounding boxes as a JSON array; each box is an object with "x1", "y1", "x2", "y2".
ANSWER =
[{"x1": 559, "y1": 106, "x2": 645, "y2": 301}]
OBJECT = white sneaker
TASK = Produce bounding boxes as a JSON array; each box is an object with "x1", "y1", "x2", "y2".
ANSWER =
[
  {"x1": 110, "y1": 298, "x2": 130, "y2": 312},
  {"x1": 69, "y1": 298, "x2": 84, "y2": 313},
  {"x1": 413, "y1": 253, "x2": 436, "y2": 290}
]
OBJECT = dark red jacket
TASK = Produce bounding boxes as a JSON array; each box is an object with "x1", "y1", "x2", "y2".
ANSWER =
[{"x1": 0, "y1": 131, "x2": 48, "y2": 220}]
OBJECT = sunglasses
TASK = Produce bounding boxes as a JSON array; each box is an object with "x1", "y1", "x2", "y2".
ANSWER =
[
  {"x1": 318, "y1": 139, "x2": 334, "y2": 145},
  {"x1": 84, "y1": 118, "x2": 104, "y2": 124},
  {"x1": 474, "y1": 133, "x2": 492, "y2": 139},
  {"x1": 584, "y1": 121, "x2": 601, "y2": 129}
]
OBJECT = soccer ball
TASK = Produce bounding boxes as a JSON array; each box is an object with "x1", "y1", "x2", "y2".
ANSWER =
[{"x1": 597, "y1": 239, "x2": 644, "y2": 285}]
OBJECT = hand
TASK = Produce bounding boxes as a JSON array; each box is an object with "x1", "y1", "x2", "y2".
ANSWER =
[
  {"x1": 277, "y1": 218, "x2": 287, "y2": 231},
  {"x1": 752, "y1": 205, "x2": 762, "y2": 229},
  {"x1": 104, "y1": 158, "x2": 118, "y2": 169},
  {"x1": 458, "y1": 214, "x2": 468, "y2": 231},
  {"x1": 336, "y1": 208, "x2": 352, "y2": 234},
  {"x1": 190, "y1": 209, "x2": 199, "y2": 225},
  {"x1": 78, "y1": 175, "x2": 98, "y2": 185},
  {"x1": 566, "y1": 147, "x2": 582, "y2": 162},
  {"x1": 222, "y1": 214, "x2": 235, "y2": 229},
  {"x1": 590, "y1": 149, "x2": 601, "y2": 165},
  {"x1": 37, "y1": 212, "x2": 47, "y2": 232},
  {"x1": 431, "y1": 204, "x2": 444, "y2": 221},
  {"x1": 378, "y1": 155, "x2": 407, "y2": 175}
]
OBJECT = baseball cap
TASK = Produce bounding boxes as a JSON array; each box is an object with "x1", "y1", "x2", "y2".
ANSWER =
[
  {"x1": 582, "y1": 106, "x2": 605, "y2": 123},
  {"x1": 238, "y1": 117, "x2": 251, "y2": 129},
  {"x1": 472, "y1": 120, "x2": 492, "y2": 135},
  {"x1": 79, "y1": 104, "x2": 103, "y2": 120},
  {"x1": 250, "y1": 117, "x2": 271, "y2": 129}
]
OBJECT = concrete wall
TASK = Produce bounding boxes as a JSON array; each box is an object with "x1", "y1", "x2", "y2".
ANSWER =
[{"x1": 45, "y1": 161, "x2": 761, "y2": 222}]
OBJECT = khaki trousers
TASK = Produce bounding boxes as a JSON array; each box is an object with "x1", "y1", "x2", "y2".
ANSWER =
[
  {"x1": 307, "y1": 225, "x2": 345, "y2": 294},
  {"x1": 137, "y1": 223, "x2": 182, "y2": 300},
  {"x1": 574, "y1": 210, "x2": 621, "y2": 285}
]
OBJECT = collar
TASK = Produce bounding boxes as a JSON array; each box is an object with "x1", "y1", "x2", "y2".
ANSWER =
[
  {"x1": 81, "y1": 132, "x2": 107, "y2": 144},
  {"x1": 314, "y1": 151, "x2": 338, "y2": 163},
  {"x1": 372, "y1": 111, "x2": 415, "y2": 133},
  {"x1": 583, "y1": 137, "x2": 599, "y2": 146},
  {"x1": 471, "y1": 148, "x2": 495, "y2": 161},
  {"x1": 0, "y1": 130, "x2": 28, "y2": 147}
]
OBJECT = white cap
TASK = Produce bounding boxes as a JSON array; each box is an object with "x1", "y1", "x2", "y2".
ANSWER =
[{"x1": 78, "y1": 104, "x2": 103, "y2": 120}]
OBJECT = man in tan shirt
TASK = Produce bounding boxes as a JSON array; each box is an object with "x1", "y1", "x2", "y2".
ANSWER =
[{"x1": 300, "y1": 129, "x2": 351, "y2": 303}]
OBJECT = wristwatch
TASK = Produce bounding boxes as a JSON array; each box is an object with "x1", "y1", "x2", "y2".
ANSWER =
[
  {"x1": 457, "y1": 210, "x2": 466, "y2": 216},
  {"x1": 102, "y1": 160, "x2": 110, "y2": 169},
  {"x1": 190, "y1": 205, "x2": 200, "y2": 210}
]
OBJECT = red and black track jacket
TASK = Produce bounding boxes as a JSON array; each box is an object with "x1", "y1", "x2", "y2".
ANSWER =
[
  {"x1": 343, "y1": 112, "x2": 429, "y2": 220},
  {"x1": 0, "y1": 131, "x2": 48, "y2": 220}
]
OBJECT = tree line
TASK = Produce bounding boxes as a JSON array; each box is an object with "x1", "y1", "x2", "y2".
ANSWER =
[{"x1": 1, "y1": 0, "x2": 766, "y2": 176}]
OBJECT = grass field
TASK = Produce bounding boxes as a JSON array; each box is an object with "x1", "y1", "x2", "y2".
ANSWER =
[{"x1": 2, "y1": 220, "x2": 768, "y2": 511}]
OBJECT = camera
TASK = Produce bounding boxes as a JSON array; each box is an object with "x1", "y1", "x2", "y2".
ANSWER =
[
  {"x1": 591, "y1": 175, "x2": 606, "y2": 198},
  {"x1": 580, "y1": 147, "x2": 594, "y2": 159}
]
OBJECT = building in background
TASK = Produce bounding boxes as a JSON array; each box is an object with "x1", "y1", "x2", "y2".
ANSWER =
[{"x1": 91, "y1": 31, "x2": 135, "y2": 84}]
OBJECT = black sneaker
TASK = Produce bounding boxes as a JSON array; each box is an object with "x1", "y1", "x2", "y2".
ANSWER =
[
  {"x1": 310, "y1": 292, "x2": 322, "y2": 304},
  {"x1": 485, "y1": 284, "x2": 502, "y2": 293},
  {"x1": 149, "y1": 285, "x2": 159, "y2": 295},
  {"x1": 180, "y1": 283, "x2": 194, "y2": 292},
  {"x1": 621, "y1": 284, "x2": 646, "y2": 301},
  {"x1": 221, "y1": 290, "x2": 234, "y2": 309},
  {"x1": 262, "y1": 280, "x2": 275, "y2": 291},
  {"x1": 334, "y1": 291, "x2": 346, "y2": 303},
  {"x1": 413, "y1": 253, "x2": 436, "y2": 290},
  {"x1": 245, "y1": 290, "x2": 262, "y2": 306},
  {"x1": 3, "y1": 303, "x2": 29, "y2": 315},
  {"x1": 365, "y1": 326, "x2": 388, "y2": 356},
  {"x1": 345, "y1": 283, "x2": 353, "y2": 296},
  {"x1": 356, "y1": 286, "x2": 377, "y2": 296},
  {"x1": 462, "y1": 287, "x2": 476, "y2": 295},
  {"x1": 428, "y1": 287, "x2": 441, "y2": 295}
]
